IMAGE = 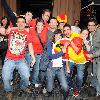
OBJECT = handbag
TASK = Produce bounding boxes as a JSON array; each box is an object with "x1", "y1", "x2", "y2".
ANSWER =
[{"x1": 36, "y1": 32, "x2": 49, "y2": 71}]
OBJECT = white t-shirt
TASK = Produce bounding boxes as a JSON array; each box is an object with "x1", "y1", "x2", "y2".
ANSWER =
[
  {"x1": 71, "y1": 26, "x2": 81, "y2": 34},
  {"x1": 52, "y1": 43, "x2": 63, "y2": 67}
]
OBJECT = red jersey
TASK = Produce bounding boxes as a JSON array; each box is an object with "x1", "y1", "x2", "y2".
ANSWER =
[
  {"x1": 6, "y1": 29, "x2": 32, "y2": 60},
  {"x1": 29, "y1": 19, "x2": 49, "y2": 29},
  {"x1": 29, "y1": 27, "x2": 48, "y2": 54},
  {"x1": 28, "y1": 19, "x2": 36, "y2": 28}
]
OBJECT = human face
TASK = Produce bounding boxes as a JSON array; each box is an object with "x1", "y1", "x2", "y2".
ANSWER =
[
  {"x1": 63, "y1": 27, "x2": 71, "y2": 38},
  {"x1": 88, "y1": 22, "x2": 97, "y2": 33},
  {"x1": 81, "y1": 30, "x2": 89, "y2": 40},
  {"x1": 2, "y1": 18, "x2": 8, "y2": 26},
  {"x1": 42, "y1": 11, "x2": 50, "y2": 23},
  {"x1": 17, "y1": 18, "x2": 26, "y2": 31},
  {"x1": 36, "y1": 22, "x2": 44, "y2": 33},
  {"x1": 49, "y1": 19, "x2": 58, "y2": 29},
  {"x1": 0, "y1": 23, "x2": 1, "y2": 28},
  {"x1": 74, "y1": 20, "x2": 79, "y2": 26},
  {"x1": 55, "y1": 34, "x2": 62, "y2": 42},
  {"x1": 25, "y1": 12, "x2": 33, "y2": 24},
  {"x1": 59, "y1": 22, "x2": 65, "y2": 30}
]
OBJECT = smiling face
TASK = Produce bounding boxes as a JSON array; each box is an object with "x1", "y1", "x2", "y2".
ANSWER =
[
  {"x1": 25, "y1": 12, "x2": 33, "y2": 24},
  {"x1": 88, "y1": 22, "x2": 97, "y2": 33},
  {"x1": 49, "y1": 18, "x2": 58, "y2": 30},
  {"x1": 81, "y1": 29, "x2": 89, "y2": 40},
  {"x1": 55, "y1": 34, "x2": 62, "y2": 42},
  {"x1": 42, "y1": 11, "x2": 50, "y2": 23},
  {"x1": 58, "y1": 22, "x2": 65, "y2": 30},
  {"x1": 17, "y1": 18, "x2": 26, "y2": 31},
  {"x1": 63, "y1": 26, "x2": 71, "y2": 38},
  {"x1": 36, "y1": 21, "x2": 44, "y2": 33},
  {"x1": 2, "y1": 17, "x2": 8, "y2": 26}
]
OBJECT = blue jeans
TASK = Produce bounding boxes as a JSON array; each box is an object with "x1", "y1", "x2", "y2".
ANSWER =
[
  {"x1": 2, "y1": 58, "x2": 30, "y2": 92},
  {"x1": 25, "y1": 52, "x2": 33, "y2": 71},
  {"x1": 92, "y1": 60, "x2": 100, "y2": 95},
  {"x1": 46, "y1": 67, "x2": 69, "y2": 92},
  {"x1": 32, "y1": 54, "x2": 42, "y2": 84},
  {"x1": 68, "y1": 62, "x2": 85, "y2": 91},
  {"x1": 25, "y1": 53, "x2": 32, "y2": 66}
]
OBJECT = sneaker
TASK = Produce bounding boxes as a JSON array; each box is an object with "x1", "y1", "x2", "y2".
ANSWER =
[
  {"x1": 35, "y1": 83, "x2": 41, "y2": 88},
  {"x1": 5, "y1": 92, "x2": 13, "y2": 100},
  {"x1": 43, "y1": 88, "x2": 47, "y2": 94},
  {"x1": 10, "y1": 81, "x2": 13, "y2": 85},
  {"x1": 73, "y1": 88, "x2": 79, "y2": 97}
]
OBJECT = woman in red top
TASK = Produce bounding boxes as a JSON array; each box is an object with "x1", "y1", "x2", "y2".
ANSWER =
[{"x1": 29, "y1": 18, "x2": 48, "y2": 87}]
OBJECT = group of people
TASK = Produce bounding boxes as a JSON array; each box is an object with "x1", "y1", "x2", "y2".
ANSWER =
[{"x1": 0, "y1": 8, "x2": 100, "y2": 100}]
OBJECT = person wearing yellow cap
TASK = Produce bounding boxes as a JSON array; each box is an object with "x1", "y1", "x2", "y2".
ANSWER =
[{"x1": 57, "y1": 14, "x2": 67, "y2": 32}]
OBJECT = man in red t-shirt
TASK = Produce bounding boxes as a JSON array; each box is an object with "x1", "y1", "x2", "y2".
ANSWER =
[
  {"x1": 25, "y1": 9, "x2": 51, "y2": 29},
  {"x1": 2, "y1": 16, "x2": 35, "y2": 99}
]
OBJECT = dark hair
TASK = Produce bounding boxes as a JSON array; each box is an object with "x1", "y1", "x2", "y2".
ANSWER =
[
  {"x1": 42, "y1": 9, "x2": 51, "y2": 15},
  {"x1": 49, "y1": 17, "x2": 58, "y2": 23},
  {"x1": 36, "y1": 18, "x2": 44, "y2": 25},
  {"x1": 52, "y1": 29, "x2": 63, "y2": 43},
  {"x1": 63, "y1": 23, "x2": 71, "y2": 30},
  {"x1": 1, "y1": 16, "x2": 10, "y2": 29},
  {"x1": 81, "y1": 27, "x2": 90, "y2": 40},
  {"x1": 17, "y1": 16, "x2": 26, "y2": 22},
  {"x1": 35, "y1": 18, "x2": 44, "y2": 32},
  {"x1": 88, "y1": 18, "x2": 98, "y2": 26},
  {"x1": 81, "y1": 27, "x2": 89, "y2": 33},
  {"x1": 25, "y1": 11, "x2": 33, "y2": 18}
]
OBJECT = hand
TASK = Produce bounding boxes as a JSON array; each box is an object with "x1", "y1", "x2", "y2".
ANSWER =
[
  {"x1": 62, "y1": 47, "x2": 66, "y2": 53},
  {"x1": 70, "y1": 41, "x2": 74, "y2": 46},
  {"x1": 64, "y1": 41, "x2": 70, "y2": 48},
  {"x1": 31, "y1": 59, "x2": 36, "y2": 67},
  {"x1": 86, "y1": 54, "x2": 93, "y2": 58},
  {"x1": 6, "y1": 28, "x2": 11, "y2": 35},
  {"x1": 84, "y1": 40, "x2": 89, "y2": 45}
]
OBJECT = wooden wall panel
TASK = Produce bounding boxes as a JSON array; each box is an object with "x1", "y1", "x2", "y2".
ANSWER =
[
  {"x1": 0, "y1": 0, "x2": 81, "y2": 25},
  {"x1": 0, "y1": 0, "x2": 3, "y2": 19},
  {"x1": 53, "y1": 0, "x2": 81, "y2": 25},
  {"x1": 0, "y1": 0, "x2": 16, "y2": 19}
]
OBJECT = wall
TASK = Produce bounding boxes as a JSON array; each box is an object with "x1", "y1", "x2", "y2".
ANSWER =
[
  {"x1": 53, "y1": 0, "x2": 81, "y2": 25},
  {"x1": 0, "y1": 0, "x2": 81, "y2": 24},
  {"x1": 0, "y1": 0, "x2": 16, "y2": 19}
]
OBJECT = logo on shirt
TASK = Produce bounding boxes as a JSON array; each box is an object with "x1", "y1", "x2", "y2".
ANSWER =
[{"x1": 9, "y1": 31, "x2": 27, "y2": 55}]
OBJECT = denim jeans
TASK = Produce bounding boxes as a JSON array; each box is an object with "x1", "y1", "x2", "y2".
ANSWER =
[
  {"x1": 25, "y1": 53, "x2": 32, "y2": 66},
  {"x1": 32, "y1": 54, "x2": 42, "y2": 84},
  {"x1": 92, "y1": 60, "x2": 100, "y2": 95},
  {"x1": 25, "y1": 52, "x2": 33, "y2": 71},
  {"x1": 68, "y1": 62, "x2": 85, "y2": 91},
  {"x1": 46, "y1": 67, "x2": 69, "y2": 92},
  {"x1": 2, "y1": 58, "x2": 30, "y2": 92}
]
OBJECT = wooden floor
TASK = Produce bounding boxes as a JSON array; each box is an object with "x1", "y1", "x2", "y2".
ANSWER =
[{"x1": 0, "y1": 59, "x2": 98, "y2": 100}]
